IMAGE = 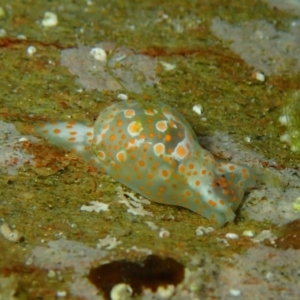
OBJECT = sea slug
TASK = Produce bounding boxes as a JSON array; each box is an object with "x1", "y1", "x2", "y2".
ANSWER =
[{"x1": 36, "y1": 100, "x2": 256, "y2": 227}]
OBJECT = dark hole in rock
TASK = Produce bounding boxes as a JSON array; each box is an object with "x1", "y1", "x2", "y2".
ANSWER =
[{"x1": 88, "y1": 254, "x2": 185, "y2": 299}]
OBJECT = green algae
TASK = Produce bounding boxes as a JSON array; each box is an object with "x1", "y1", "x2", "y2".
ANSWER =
[
  {"x1": 283, "y1": 90, "x2": 300, "y2": 152},
  {"x1": 292, "y1": 197, "x2": 300, "y2": 212}
]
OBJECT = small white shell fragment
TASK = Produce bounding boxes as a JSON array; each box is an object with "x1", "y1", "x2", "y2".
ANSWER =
[
  {"x1": 110, "y1": 283, "x2": 133, "y2": 300},
  {"x1": 242, "y1": 230, "x2": 255, "y2": 237},
  {"x1": 27, "y1": 46, "x2": 37, "y2": 56},
  {"x1": 265, "y1": 272, "x2": 273, "y2": 280},
  {"x1": 47, "y1": 270, "x2": 56, "y2": 278},
  {"x1": 18, "y1": 137, "x2": 29, "y2": 142},
  {"x1": 244, "y1": 136, "x2": 251, "y2": 143},
  {"x1": 158, "y1": 228, "x2": 170, "y2": 238},
  {"x1": 56, "y1": 290, "x2": 67, "y2": 298},
  {"x1": 117, "y1": 93, "x2": 128, "y2": 101},
  {"x1": 291, "y1": 21, "x2": 298, "y2": 27},
  {"x1": 159, "y1": 61, "x2": 176, "y2": 71},
  {"x1": 128, "y1": 245, "x2": 152, "y2": 255},
  {"x1": 229, "y1": 289, "x2": 241, "y2": 297},
  {"x1": 90, "y1": 47, "x2": 107, "y2": 62},
  {"x1": 225, "y1": 232, "x2": 239, "y2": 240},
  {"x1": 192, "y1": 104, "x2": 203, "y2": 115},
  {"x1": 251, "y1": 230, "x2": 276, "y2": 244},
  {"x1": 216, "y1": 237, "x2": 229, "y2": 246},
  {"x1": 145, "y1": 221, "x2": 158, "y2": 230},
  {"x1": 0, "y1": 223, "x2": 21, "y2": 242},
  {"x1": 278, "y1": 114, "x2": 288, "y2": 125},
  {"x1": 156, "y1": 285, "x2": 175, "y2": 299},
  {"x1": 80, "y1": 201, "x2": 109, "y2": 213},
  {"x1": 280, "y1": 133, "x2": 290, "y2": 143},
  {"x1": 16, "y1": 34, "x2": 27, "y2": 40},
  {"x1": 0, "y1": 28, "x2": 6, "y2": 37},
  {"x1": 117, "y1": 186, "x2": 153, "y2": 217},
  {"x1": 56, "y1": 270, "x2": 63, "y2": 281},
  {"x1": 41, "y1": 12, "x2": 58, "y2": 27},
  {"x1": 252, "y1": 71, "x2": 265, "y2": 82},
  {"x1": 97, "y1": 235, "x2": 122, "y2": 250},
  {"x1": 195, "y1": 226, "x2": 214, "y2": 236}
]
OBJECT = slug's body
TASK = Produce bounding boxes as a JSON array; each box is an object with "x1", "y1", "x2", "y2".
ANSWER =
[{"x1": 37, "y1": 100, "x2": 256, "y2": 227}]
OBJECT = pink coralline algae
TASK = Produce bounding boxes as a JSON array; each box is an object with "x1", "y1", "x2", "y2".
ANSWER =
[
  {"x1": 0, "y1": 120, "x2": 37, "y2": 175},
  {"x1": 60, "y1": 42, "x2": 159, "y2": 93},
  {"x1": 211, "y1": 18, "x2": 300, "y2": 75}
]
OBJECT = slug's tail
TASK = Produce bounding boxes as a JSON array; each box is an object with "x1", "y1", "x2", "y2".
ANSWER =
[{"x1": 35, "y1": 120, "x2": 101, "y2": 166}]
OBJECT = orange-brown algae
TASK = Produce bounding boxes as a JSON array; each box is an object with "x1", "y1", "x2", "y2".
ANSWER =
[{"x1": 272, "y1": 219, "x2": 300, "y2": 250}]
